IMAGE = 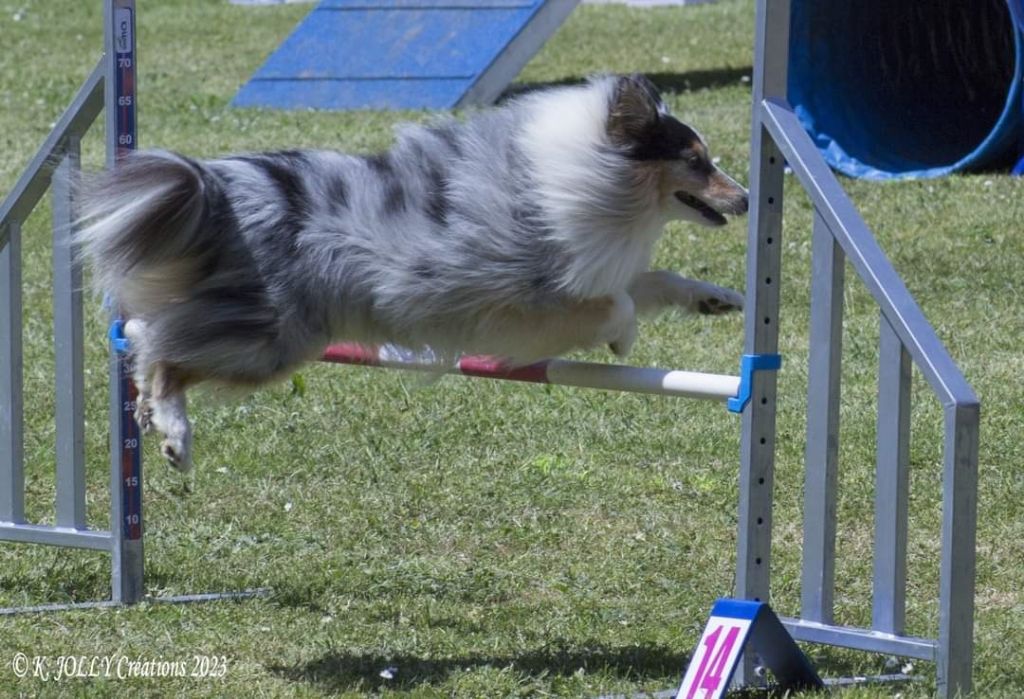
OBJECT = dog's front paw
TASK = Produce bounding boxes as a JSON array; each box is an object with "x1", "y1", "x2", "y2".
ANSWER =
[
  {"x1": 695, "y1": 285, "x2": 744, "y2": 315},
  {"x1": 609, "y1": 328, "x2": 636, "y2": 358}
]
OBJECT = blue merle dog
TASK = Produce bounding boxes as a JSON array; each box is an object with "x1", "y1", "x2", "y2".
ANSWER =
[{"x1": 77, "y1": 74, "x2": 748, "y2": 471}]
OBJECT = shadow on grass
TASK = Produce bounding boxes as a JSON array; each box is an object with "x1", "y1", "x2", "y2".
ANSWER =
[
  {"x1": 0, "y1": 546, "x2": 110, "y2": 606},
  {"x1": 500, "y1": 67, "x2": 753, "y2": 102},
  {"x1": 0, "y1": 563, "x2": 208, "y2": 609},
  {"x1": 268, "y1": 628, "x2": 950, "y2": 696},
  {"x1": 270, "y1": 642, "x2": 689, "y2": 693}
]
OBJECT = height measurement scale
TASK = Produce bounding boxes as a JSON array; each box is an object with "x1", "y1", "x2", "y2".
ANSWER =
[{"x1": 105, "y1": 0, "x2": 143, "y2": 603}]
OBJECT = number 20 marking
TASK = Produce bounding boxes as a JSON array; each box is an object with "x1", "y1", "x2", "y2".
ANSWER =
[{"x1": 685, "y1": 624, "x2": 742, "y2": 699}]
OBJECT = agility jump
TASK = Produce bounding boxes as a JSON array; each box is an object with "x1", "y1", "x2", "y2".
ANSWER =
[{"x1": 0, "y1": 1, "x2": 979, "y2": 697}]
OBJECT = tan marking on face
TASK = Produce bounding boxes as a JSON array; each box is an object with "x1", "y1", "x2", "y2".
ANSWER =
[
  {"x1": 686, "y1": 142, "x2": 710, "y2": 163},
  {"x1": 707, "y1": 169, "x2": 746, "y2": 202}
]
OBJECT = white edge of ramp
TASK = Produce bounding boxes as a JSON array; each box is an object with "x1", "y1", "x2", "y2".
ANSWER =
[{"x1": 456, "y1": 0, "x2": 582, "y2": 107}]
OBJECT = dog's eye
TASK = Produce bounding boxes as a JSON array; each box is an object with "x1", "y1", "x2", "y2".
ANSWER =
[{"x1": 684, "y1": 153, "x2": 701, "y2": 168}]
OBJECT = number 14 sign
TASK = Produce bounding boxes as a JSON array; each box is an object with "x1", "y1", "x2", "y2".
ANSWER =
[{"x1": 677, "y1": 599, "x2": 823, "y2": 699}]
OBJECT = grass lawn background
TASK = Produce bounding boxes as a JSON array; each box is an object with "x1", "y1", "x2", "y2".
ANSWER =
[{"x1": 1, "y1": 0, "x2": 1022, "y2": 696}]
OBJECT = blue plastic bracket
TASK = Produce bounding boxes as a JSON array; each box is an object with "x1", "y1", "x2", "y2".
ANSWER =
[
  {"x1": 727, "y1": 353, "x2": 782, "y2": 414},
  {"x1": 108, "y1": 319, "x2": 130, "y2": 354}
]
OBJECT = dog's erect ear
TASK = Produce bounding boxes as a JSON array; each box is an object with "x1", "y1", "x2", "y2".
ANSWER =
[{"x1": 607, "y1": 74, "x2": 660, "y2": 146}]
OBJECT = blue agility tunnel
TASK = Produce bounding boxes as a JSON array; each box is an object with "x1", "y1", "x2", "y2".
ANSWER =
[{"x1": 789, "y1": 0, "x2": 1024, "y2": 179}]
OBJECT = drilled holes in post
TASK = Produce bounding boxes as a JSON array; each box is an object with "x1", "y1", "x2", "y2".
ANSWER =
[{"x1": 753, "y1": 143, "x2": 778, "y2": 579}]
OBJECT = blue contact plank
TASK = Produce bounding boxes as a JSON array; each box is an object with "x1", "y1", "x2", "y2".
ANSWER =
[
  {"x1": 255, "y1": 7, "x2": 537, "y2": 79},
  {"x1": 234, "y1": 77, "x2": 473, "y2": 110},
  {"x1": 232, "y1": 0, "x2": 575, "y2": 110}
]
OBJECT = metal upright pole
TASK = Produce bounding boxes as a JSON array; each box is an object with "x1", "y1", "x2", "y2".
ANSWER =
[
  {"x1": 800, "y1": 212, "x2": 844, "y2": 624},
  {"x1": 53, "y1": 137, "x2": 87, "y2": 529},
  {"x1": 872, "y1": 314, "x2": 911, "y2": 635},
  {"x1": 937, "y1": 403, "x2": 979, "y2": 697},
  {"x1": 0, "y1": 221, "x2": 24, "y2": 527},
  {"x1": 104, "y1": 0, "x2": 143, "y2": 605},
  {"x1": 735, "y1": 0, "x2": 790, "y2": 686}
]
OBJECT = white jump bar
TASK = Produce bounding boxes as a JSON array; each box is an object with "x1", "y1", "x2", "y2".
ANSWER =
[{"x1": 322, "y1": 343, "x2": 741, "y2": 402}]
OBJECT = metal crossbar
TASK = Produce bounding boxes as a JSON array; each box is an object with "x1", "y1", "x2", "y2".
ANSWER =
[{"x1": 0, "y1": 63, "x2": 104, "y2": 250}]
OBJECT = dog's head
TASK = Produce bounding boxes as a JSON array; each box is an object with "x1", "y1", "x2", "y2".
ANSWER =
[{"x1": 606, "y1": 74, "x2": 748, "y2": 227}]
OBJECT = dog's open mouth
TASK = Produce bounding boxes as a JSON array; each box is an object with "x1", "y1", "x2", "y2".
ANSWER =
[{"x1": 674, "y1": 192, "x2": 728, "y2": 226}]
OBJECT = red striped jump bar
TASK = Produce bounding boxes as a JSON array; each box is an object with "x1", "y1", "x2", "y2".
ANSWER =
[{"x1": 322, "y1": 343, "x2": 741, "y2": 402}]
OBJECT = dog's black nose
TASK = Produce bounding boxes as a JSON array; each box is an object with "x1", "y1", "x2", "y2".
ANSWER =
[{"x1": 736, "y1": 194, "x2": 749, "y2": 215}]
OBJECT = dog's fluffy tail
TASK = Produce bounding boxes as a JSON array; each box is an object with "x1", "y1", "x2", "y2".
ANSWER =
[
  {"x1": 76, "y1": 151, "x2": 289, "y2": 383},
  {"x1": 76, "y1": 150, "x2": 214, "y2": 315}
]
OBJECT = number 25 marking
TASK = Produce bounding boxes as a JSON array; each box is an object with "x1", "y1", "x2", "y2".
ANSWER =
[{"x1": 685, "y1": 624, "x2": 742, "y2": 699}]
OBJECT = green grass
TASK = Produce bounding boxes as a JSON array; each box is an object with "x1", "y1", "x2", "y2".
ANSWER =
[{"x1": 1, "y1": 0, "x2": 1023, "y2": 696}]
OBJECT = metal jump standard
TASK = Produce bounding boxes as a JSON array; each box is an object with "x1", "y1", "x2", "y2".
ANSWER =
[
  {"x1": 0, "y1": 0, "x2": 263, "y2": 612},
  {"x1": 0, "y1": 2, "x2": 979, "y2": 697}
]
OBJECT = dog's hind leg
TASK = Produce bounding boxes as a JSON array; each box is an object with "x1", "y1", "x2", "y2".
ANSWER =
[
  {"x1": 628, "y1": 270, "x2": 744, "y2": 317},
  {"x1": 123, "y1": 319, "x2": 155, "y2": 432},
  {"x1": 149, "y1": 363, "x2": 195, "y2": 472}
]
